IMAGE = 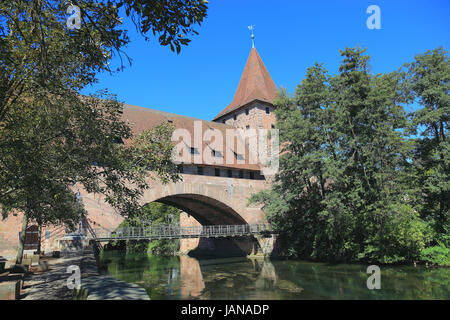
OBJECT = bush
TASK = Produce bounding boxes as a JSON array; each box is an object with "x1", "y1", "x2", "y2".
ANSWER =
[{"x1": 420, "y1": 244, "x2": 450, "y2": 266}]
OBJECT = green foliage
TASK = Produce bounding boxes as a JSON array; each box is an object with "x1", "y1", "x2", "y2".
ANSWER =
[
  {"x1": 112, "y1": 202, "x2": 181, "y2": 255},
  {"x1": 0, "y1": 0, "x2": 205, "y2": 260},
  {"x1": 405, "y1": 47, "x2": 449, "y2": 238},
  {"x1": 420, "y1": 244, "x2": 450, "y2": 266},
  {"x1": 360, "y1": 204, "x2": 431, "y2": 264},
  {"x1": 118, "y1": 0, "x2": 208, "y2": 53},
  {"x1": 251, "y1": 46, "x2": 449, "y2": 265}
]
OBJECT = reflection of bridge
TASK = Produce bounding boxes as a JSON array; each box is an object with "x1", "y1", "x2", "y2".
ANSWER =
[{"x1": 88, "y1": 224, "x2": 272, "y2": 242}]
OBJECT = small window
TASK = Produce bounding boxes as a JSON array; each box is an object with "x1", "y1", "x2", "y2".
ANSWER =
[
  {"x1": 45, "y1": 231, "x2": 51, "y2": 239},
  {"x1": 227, "y1": 169, "x2": 232, "y2": 178},
  {"x1": 250, "y1": 172, "x2": 255, "y2": 180},
  {"x1": 223, "y1": 119, "x2": 226, "y2": 124},
  {"x1": 233, "y1": 151, "x2": 244, "y2": 160},
  {"x1": 233, "y1": 114, "x2": 237, "y2": 120},
  {"x1": 167, "y1": 119, "x2": 173, "y2": 123},
  {"x1": 265, "y1": 107, "x2": 270, "y2": 114},
  {"x1": 197, "y1": 166, "x2": 203, "y2": 175},
  {"x1": 271, "y1": 124, "x2": 275, "y2": 129},
  {"x1": 245, "y1": 108, "x2": 249, "y2": 115},
  {"x1": 246, "y1": 125, "x2": 250, "y2": 130},
  {"x1": 215, "y1": 168, "x2": 220, "y2": 177},
  {"x1": 239, "y1": 171, "x2": 244, "y2": 179},
  {"x1": 190, "y1": 147, "x2": 197, "y2": 154},
  {"x1": 212, "y1": 150, "x2": 222, "y2": 157}
]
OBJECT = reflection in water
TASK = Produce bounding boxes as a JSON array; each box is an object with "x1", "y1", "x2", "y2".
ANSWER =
[
  {"x1": 99, "y1": 251, "x2": 450, "y2": 300},
  {"x1": 180, "y1": 256, "x2": 204, "y2": 298}
]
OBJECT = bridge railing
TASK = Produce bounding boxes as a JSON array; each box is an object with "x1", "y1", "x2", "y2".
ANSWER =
[{"x1": 87, "y1": 223, "x2": 271, "y2": 241}]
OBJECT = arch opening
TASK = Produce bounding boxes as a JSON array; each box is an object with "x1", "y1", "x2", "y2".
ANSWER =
[
  {"x1": 140, "y1": 194, "x2": 259, "y2": 258},
  {"x1": 153, "y1": 193, "x2": 247, "y2": 226}
]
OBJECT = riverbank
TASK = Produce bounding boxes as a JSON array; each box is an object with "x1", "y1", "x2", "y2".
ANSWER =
[{"x1": 21, "y1": 245, "x2": 149, "y2": 300}]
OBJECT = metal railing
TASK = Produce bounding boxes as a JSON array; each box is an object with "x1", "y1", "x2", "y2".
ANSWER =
[{"x1": 88, "y1": 224, "x2": 271, "y2": 241}]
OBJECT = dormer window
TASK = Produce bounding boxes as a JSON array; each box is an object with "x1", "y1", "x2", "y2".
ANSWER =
[
  {"x1": 212, "y1": 149, "x2": 222, "y2": 157},
  {"x1": 233, "y1": 151, "x2": 244, "y2": 160}
]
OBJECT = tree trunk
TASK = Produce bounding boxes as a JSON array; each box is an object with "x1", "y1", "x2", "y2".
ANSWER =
[
  {"x1": 36, "y1": 220, "x2": 42, "y2": 255},
  {"x1": 16, "y1": 213, "x2": 28, "y2": 265}
]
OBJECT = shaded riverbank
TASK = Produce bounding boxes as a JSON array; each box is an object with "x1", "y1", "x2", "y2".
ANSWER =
[{"x1": 99, "y1": 250, "x2": 450, "y2": 300}]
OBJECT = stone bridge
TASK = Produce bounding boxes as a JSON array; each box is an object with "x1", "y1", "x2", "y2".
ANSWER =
[{"x1": 81, "y1": 173, "x2": 276, "y2": 257}]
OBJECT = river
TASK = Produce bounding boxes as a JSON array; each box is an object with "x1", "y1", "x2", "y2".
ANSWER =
[{"x1": 98, "y1": 250, "x2": 449, "y2": 300}]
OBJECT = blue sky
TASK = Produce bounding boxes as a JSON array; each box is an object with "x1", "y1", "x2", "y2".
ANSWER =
[{"x1": 82, "y1": 0, "x2": 450, "y2": 120}]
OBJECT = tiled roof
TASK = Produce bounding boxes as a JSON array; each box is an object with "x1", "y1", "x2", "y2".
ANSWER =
[
  {"x1": 121, "y1": 103, "x2": 261, "y2": 171},
  {"x1": 213, "y1": 48, "x2": 278, "y2": 121}
]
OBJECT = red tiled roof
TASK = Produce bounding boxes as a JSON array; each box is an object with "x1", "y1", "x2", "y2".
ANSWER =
[
  {"x1": 213, "y1": 48, "x2": 278, "y2": 121},
  {"x1": 121, "y1": 103, "x2": 261, "y2": 171}
]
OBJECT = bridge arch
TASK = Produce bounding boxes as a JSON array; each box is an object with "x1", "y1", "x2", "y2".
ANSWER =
[
  {"x1": 156, "y1": 193, "x2": 246, "y2": 225},
  {"x1": 81, "y1": 174, "x2": 275, "y2": 256},
  {"x1": 138, "y1": 174, "x2": 268, "y2": 226},
  {"x1": 136, "y1": 174, "x2": 272, "y2": 256}
]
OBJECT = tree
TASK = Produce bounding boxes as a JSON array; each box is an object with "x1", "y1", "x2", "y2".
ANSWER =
[
  {"x1": 112, "y1": 202, "x2": 181, "y2": 255},
  {"x1": 406, "y1": 47, "x2": 449, "y2": 240},
  {"x1": 0, "y1": 0, "x2": 207, "y2": 264},
  {"x1": 251, "y1": 47, "x2": 430, "y2": 263}
]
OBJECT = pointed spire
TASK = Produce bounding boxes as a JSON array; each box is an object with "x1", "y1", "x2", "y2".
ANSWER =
[{"x1": 213, "y1": 48, "x2": 277, "y2": 121}]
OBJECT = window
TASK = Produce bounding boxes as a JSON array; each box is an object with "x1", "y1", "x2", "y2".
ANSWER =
[
  {"x1": 167, "y1": 119, "x2": 173, "y2": 123},
  {"x1": 265, "y1": 107, "x2": 270, "y2": 114},
  {"x1": 177, "y1": 164, "x2": 183, "y2": 173},
  {"x1": 249, "y1": 172, "x2": 255, "y2": 180},
  {"x1": 223, "y1": 119, "x2": 226, "y2": 124},
  {"x1": 227, "y1": 169, "x2": 232, "y2": 178},
  {"x1": 190, "y1": 147, "x2": 197, "y2": 154},
  {"x1": 233, "y1": 151, "x2": 244, "y2": 160},
  {"x1": 245, "y1": 108, "x2": 249, "y2": 115},
  {"x1": 215, "y1": 168, "x2": 220, "y2": 177},
  {"x1": 239, "y1": 170, "x2": 244, "y2": 178},
  {"x1": 197, "y1": 166, "x2": 203, "y2": 175},
  {"x1": 233, "y1": 114, "x2": 237, "y2": 120},
  {"x1": 212, "y1": 150, "x2": 222, "y2": 157},
  {"x1": 271, "y1": 123, "x2": 275, "y2": 129},
  {"x1": 246, "y1": 125, "x2": 250, "y2": 130}
]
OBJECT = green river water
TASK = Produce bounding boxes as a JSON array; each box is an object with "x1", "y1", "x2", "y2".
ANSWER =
[{"x1": 98, "y1": 250, "x2": 449, "y2": 300}]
